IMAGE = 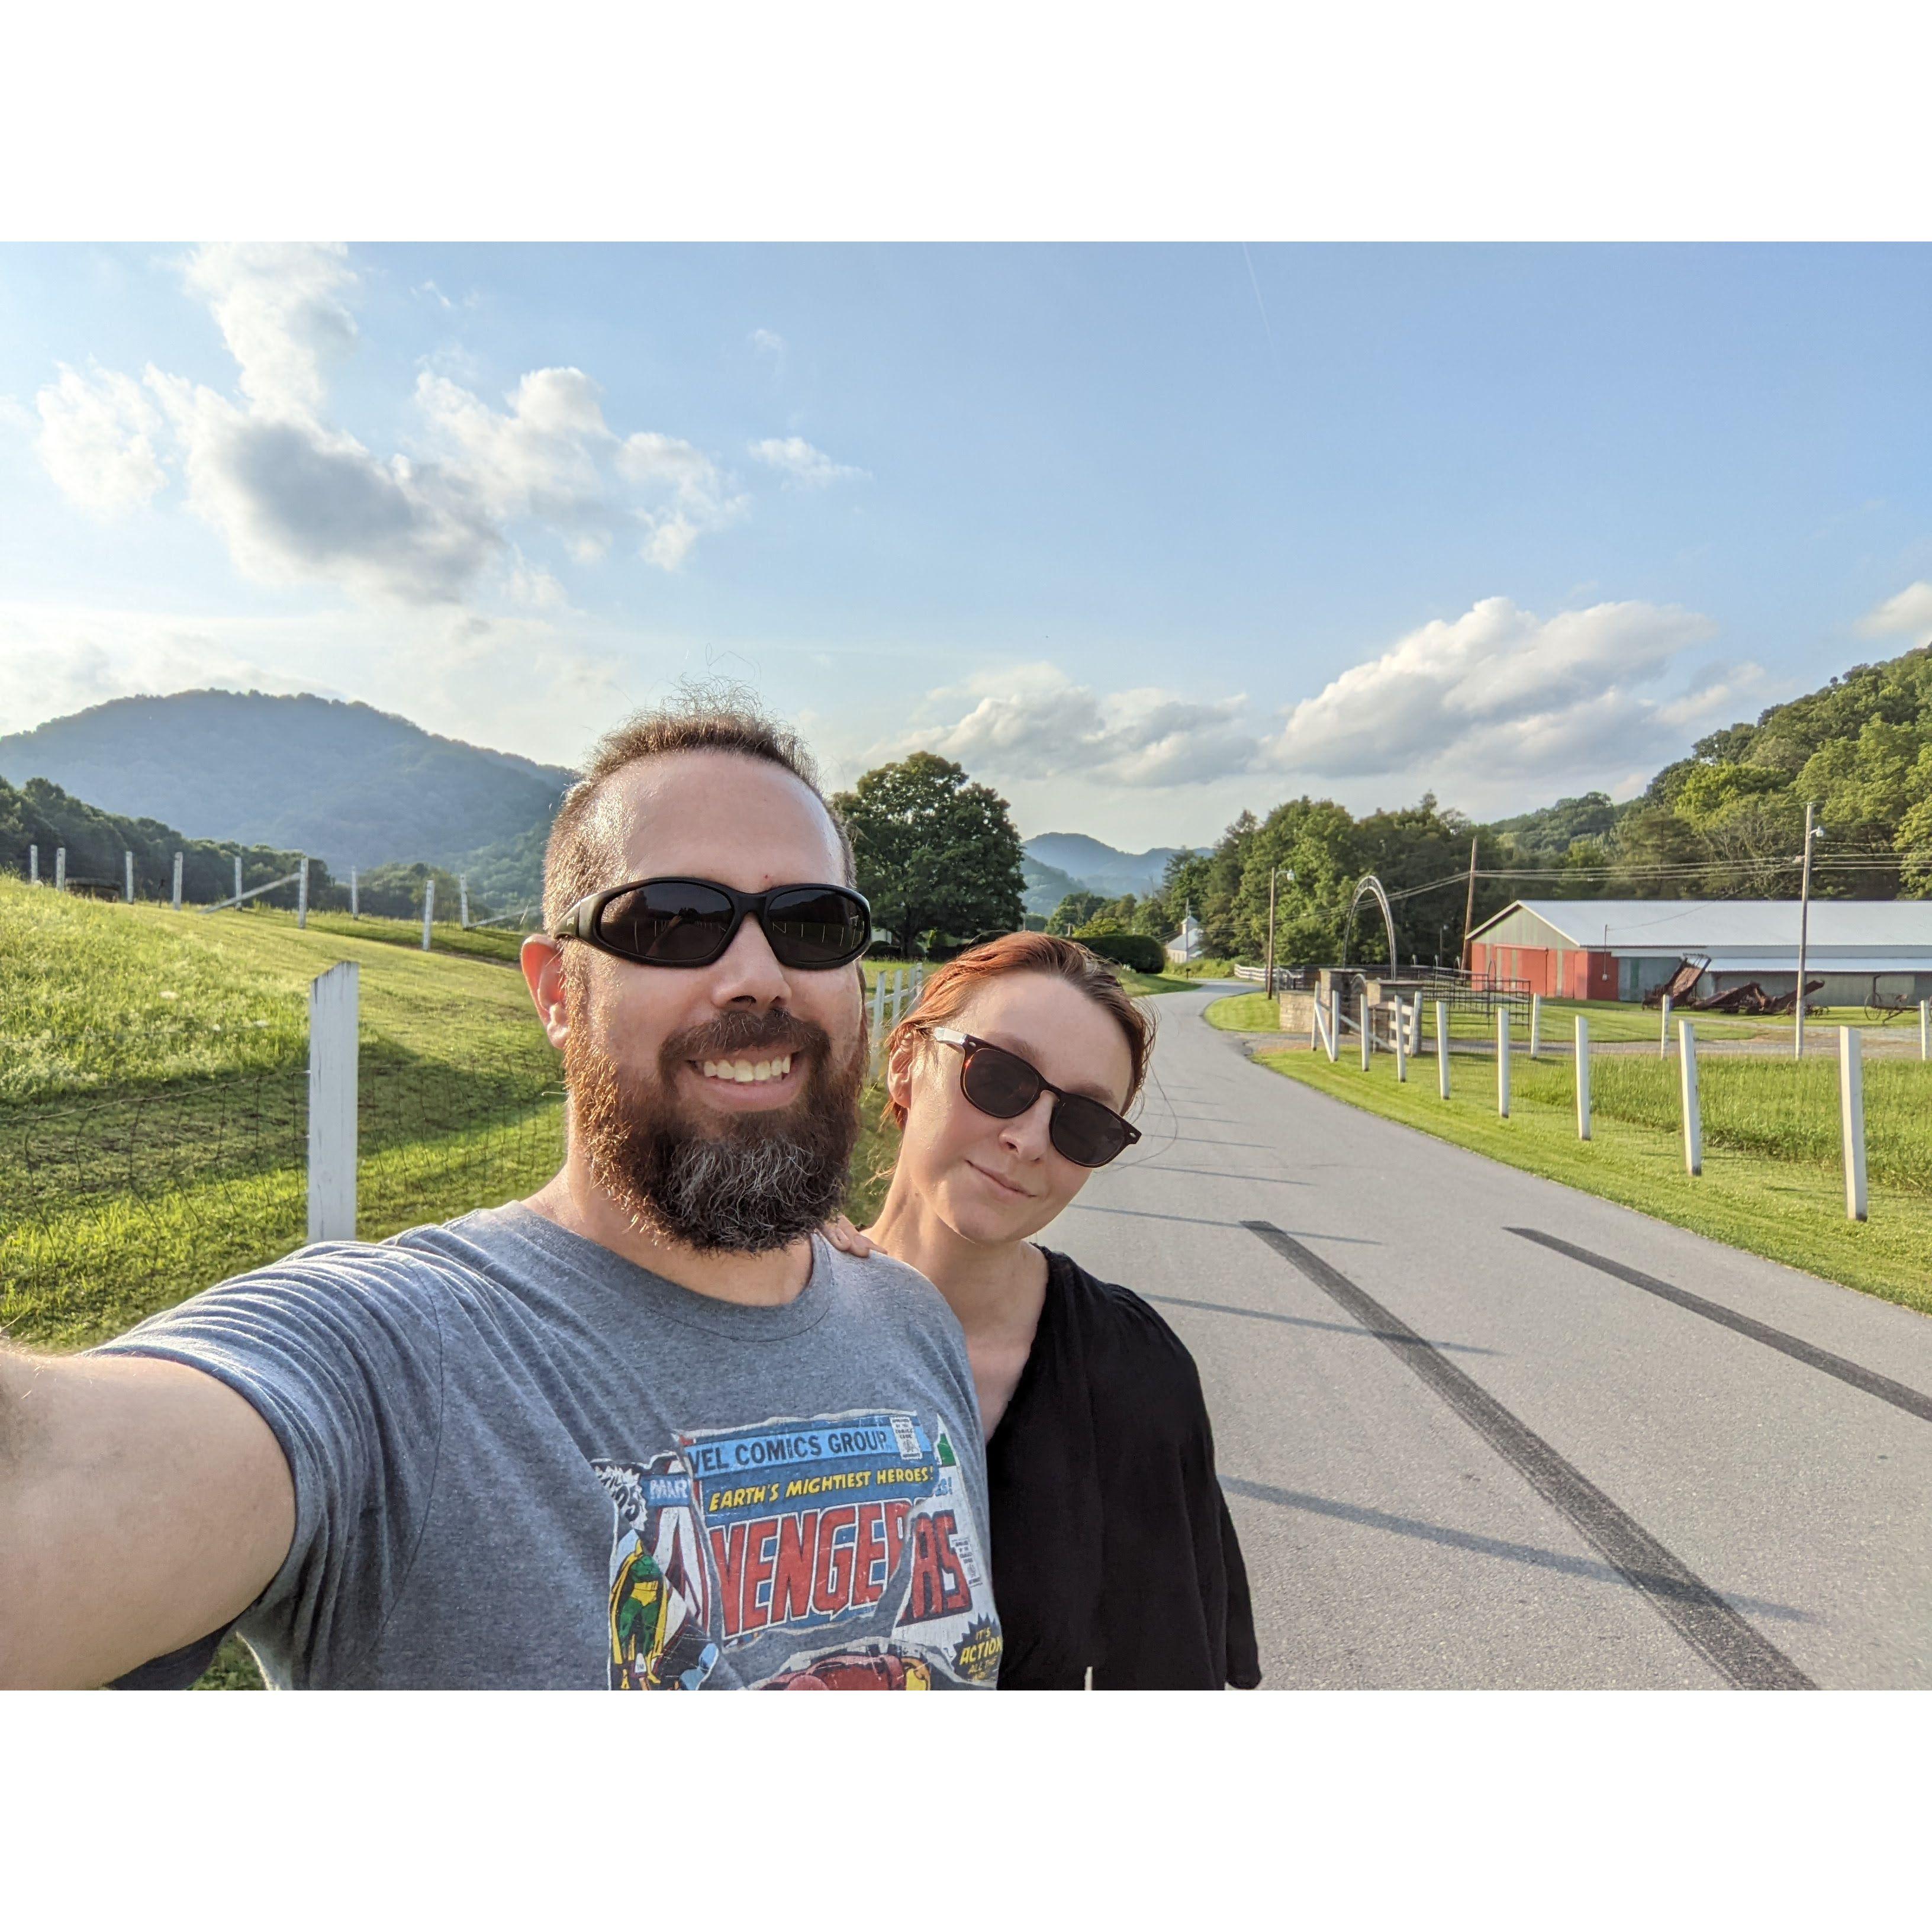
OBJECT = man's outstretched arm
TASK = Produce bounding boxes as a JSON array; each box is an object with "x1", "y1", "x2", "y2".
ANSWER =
[{"x1": 0, "y1": 1349, "x2": 294, "y2": 1688}]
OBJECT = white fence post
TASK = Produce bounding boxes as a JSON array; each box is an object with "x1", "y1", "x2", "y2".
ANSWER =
[
  {"x1": 307, "y1": 961, "x2": 359, "y2": 1242},
  {"x1": 1409, "y1": 1000, "x2": 1422, "y2": 1055},
  {"x1": 870, "y1": 968, "x2": 887, "y2": 1075},
  {"x1": 459, "y1": 875, "x2": 469, "y2": 928},
  {"x1": 1435, "y1": 1000, "x2": 1450, "y2": 1100},
  {"x1": 171, "y1": 851, "x2": 182, "y2": 911},
  {"x1": 1921, "y1": 999, "x2": 1929, "y2": 1062},
  {"x1": 124, "y1": 849, "x2": 134, "y2": 903},
  {"x1": 297, "y1": 855, "x2": 310, "y2": 929},
  {"x1": 234, "y1": 855, "x2": 243, "y2": 906},
  {"x1": 1529, "y1": 993, "x2": 1542, "y2": 1060},
  {"x1": 1325, "y1": 990, "x2": 1339, "y2": 1064},
  {"x1": 1575, "y1": 1015, "x2": 1592, "y2": 1141},
  {"x1": 421, "y1": 877, "x2": 436, "y2": 951},
  {"x1": 55, "y1": 846, "x2": 66, "y2": 891},
  {"x1": 1659, "y1": 993, "x2": 1672, "y2": 1058},
  {"x1": 1393, "y1": 999, "x2": 1408, "y2": 1082},
  {"x1": 28, "y1": 844, "x2": 37, "y2": 884},
  {"x1": 1840, "y1": 1028, "x2": 1867, "y2": 1223},
  {"x1": 350, "y1": 866, "x2": 359, "y2": 918},
  {"x1": 1497, "y1": 1007, "x2": 1511, "y2": 1117},
  {"x1": 1679, "y1": 1019, "x2": 1701, "y2": 1176},
  {"x1": 1359, "y1": 1002, "x2": 1371, "y2": 1071}
]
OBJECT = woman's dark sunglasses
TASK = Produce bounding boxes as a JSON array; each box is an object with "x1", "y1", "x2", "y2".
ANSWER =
[
  {"x1": 553, "y1": 877, "x2": 872, "y2": 970},
  {"x1": 929, "y1": 1026, "x2": 1141, "y2": 1168}
]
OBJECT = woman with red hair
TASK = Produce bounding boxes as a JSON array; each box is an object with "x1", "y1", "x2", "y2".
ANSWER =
[{"x1": 835, "y1": 932, "x2": 1258, "y2": 1690}]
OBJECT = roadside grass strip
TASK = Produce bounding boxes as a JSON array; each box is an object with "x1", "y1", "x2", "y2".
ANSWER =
[{"x1": 1252, "y1": 1042, "x2": 1932, "y2": 1319}]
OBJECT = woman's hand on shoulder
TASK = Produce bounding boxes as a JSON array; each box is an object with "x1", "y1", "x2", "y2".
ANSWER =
[{"x1": 823, "y1": 1213, "x2": 877, "y2": 1259}]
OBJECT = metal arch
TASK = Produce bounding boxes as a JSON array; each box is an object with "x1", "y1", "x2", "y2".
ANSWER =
[{"x1": 1340, "y1": 874, "x2": 1399, "y2": 969}]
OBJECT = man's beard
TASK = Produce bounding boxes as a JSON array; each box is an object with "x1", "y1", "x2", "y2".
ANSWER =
[{"x1": 564, "y1": 994, "x2": 865, "y2": 1255}]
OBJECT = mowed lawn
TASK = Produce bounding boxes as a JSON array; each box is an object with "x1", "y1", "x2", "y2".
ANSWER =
[
  {"x1": 1, "y1": 878, "x2": 565, "y2": 1353},
  {"x1": 1221, "y1": 993, "x2": 1932, "y2": 1318}
]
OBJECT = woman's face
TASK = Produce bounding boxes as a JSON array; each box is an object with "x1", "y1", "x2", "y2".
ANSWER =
[{"x1": 889, "y1": 971, "x2": 1137, "y2": 1247}]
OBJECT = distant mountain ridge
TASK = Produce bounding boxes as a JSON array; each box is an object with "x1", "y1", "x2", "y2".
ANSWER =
[
  {"x1": 1020, "y1": 832, "x2": 1195, "y2": 900},
  {"x1": 0, "y1": 691, "x2": 575, "y2": 884}
]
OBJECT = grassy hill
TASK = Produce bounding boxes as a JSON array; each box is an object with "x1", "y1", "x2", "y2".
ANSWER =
[{"x1": 0, "y1": 878, "x2": 565, "y2": 1354}]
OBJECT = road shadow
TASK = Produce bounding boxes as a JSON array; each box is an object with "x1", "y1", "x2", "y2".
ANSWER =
[
  {"x1": 1065, "y1": 1202, "x2": 1379, "y2": 1242},
  {"x1": 1145, "y1": 1292, "x2": 1500, "y2": 1355},
  {"x1": 1218, "y1": 1475, "x2": 1813, "y2": 1624}
]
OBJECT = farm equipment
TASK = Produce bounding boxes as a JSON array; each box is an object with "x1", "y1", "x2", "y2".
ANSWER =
[
  {"x1": 1643, "y1": 957, "x2": 1711, "y2": 1007},
  {"x1": 1644, "y1": 955, "x2": 1823, "y2": 1015}
]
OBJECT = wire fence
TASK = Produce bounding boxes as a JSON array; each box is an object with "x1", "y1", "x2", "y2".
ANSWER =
[{"x1": 0, "y1": 1041, "x2": 561, "y2": 1351}]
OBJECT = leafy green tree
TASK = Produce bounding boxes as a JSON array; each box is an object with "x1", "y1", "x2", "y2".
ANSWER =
[
  {"x1": 1046, "y1": 890, "x2": 1107, "y2": 935},
  {"x1": 831, "y1": 752, "x2": 1025, "y2": 957}
]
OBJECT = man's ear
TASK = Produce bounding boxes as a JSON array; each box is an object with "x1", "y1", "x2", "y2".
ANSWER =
[{"x1": 521, "y1": 936, "x2": 571, "y2": 1049}]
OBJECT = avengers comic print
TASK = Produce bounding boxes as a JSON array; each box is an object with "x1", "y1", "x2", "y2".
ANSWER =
[{"x1": 593, "y1": 1407, "x2": 1000, "y2": 1690}]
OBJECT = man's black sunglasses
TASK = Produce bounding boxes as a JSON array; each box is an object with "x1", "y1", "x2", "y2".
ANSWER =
[
  {"x1": 929, "y1": 1026, "x2": 1141, "y2": 1168},
  {"x1": 552, "y1": 877, "x2": 872, "y2": 970}
]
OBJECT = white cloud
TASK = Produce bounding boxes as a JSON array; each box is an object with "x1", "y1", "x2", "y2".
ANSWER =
[
  {"x1": 749, "y1": 434, "x2": 867, "y2": 489},
  {"x1": 30, "y1": 243, "x2": 749, "y2": 601},
  {"x1": 900, "y1": 664, "x2": 1259, "y2": 786},
  {"x1": 1857, "y1": 581, "x2": 1932, "y2": 643},
  {"x1": 149, "y1": 369, "x2": 500, "y2": 604},
  {"x1": 751, "y1": 329, "x2": 787, "y2": 360},
  {"x1": 505, "y1": 555, "x2": 569, "y2": 609},
  {"x1": 181, "y1": 242, "x2": 358, "y2": 417},
  {"x1": 882, "y1": 596, "x2": 1747, "y2": 820},
  {"x1": 0, "y1": 393, "x2": 33, "y2": 432},
  {"x1": 1263, "y1": 596, "x2": 1727, "y2": 785},
  {"x1": 34, "y1": 365, "x2": 168, "y2": 512}
]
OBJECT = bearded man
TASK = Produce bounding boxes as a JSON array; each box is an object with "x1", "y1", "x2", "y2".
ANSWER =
[{"x1": 0, "y1": 702, "x2": 1000, "y2": 1690}]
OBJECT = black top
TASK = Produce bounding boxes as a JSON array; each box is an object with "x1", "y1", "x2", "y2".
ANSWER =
[{"x1": 987, "y1": 1248, "x2": 1261, "y2": 1690}]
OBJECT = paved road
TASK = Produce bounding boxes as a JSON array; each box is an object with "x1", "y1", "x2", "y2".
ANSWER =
[{"x1": 1044, "y1": 984, "x2": 1932, "y2": 1689}]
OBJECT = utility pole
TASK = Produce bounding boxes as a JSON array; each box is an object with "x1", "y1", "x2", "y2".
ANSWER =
[
  {"x1": 1795, "y1": 803, "x2": 1819, "y2": 1061},
  {"x1": 1264, "y1": 866, "x2": 1292, "y2": 996},
  {"x1": 1460, "y1": 835, "x2": 1479, "y2": 974}
]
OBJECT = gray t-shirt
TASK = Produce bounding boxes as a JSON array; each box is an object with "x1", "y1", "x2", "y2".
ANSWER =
[{"x1": 94, "y1": 1205, "x2": 1001, "y2": 1690}]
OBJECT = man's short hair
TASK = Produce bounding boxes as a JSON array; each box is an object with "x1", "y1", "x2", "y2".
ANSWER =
[{"x1": 543, "y1": 688, "x2": 856, "y2": 930}]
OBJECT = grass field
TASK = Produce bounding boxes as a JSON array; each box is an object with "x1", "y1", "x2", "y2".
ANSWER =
[
  {"x1": 1, "y1": 879, "x2": 564, "y2": 1352},
  {"x1": 1247, "y1": 1028, "x2": 1932, "y2": 1319}
]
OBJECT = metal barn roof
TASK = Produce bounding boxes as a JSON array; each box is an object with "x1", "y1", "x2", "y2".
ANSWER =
[{"x1": 1469, "y1": 899, "x2": 1932, "y2": 956}]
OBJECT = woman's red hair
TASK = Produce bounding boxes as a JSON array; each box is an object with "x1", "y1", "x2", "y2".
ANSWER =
[{"x1": 880, "y1": 932, "x2": 1155, "y2": 1129}]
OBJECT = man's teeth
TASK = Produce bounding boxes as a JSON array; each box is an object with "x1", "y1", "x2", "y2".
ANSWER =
[{"x1": 700, "y1": 1054, "x2": 793, "y2": 1084}]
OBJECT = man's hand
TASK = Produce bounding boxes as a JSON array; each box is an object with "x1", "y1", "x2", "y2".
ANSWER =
[{"x1": 0, "y1": 1350, "x2": 294, "y2": 1688}]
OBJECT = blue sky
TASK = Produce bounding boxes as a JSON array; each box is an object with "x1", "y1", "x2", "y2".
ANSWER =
[{"x1": 3, "y1": 242, "x2": 1930, "y2": 846}]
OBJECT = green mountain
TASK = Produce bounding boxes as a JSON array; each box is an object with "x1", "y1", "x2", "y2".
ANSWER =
[
  {"x1": 1020, "y1": 851, "x2": 1087, "y2": 916},
  {"x1": 0, "y1": 691, "x2": 575, "y2": 884},
  {"x1": 1571, "y1": 644, "x2": 1932, "y2": 899},
  {"x1": 1022, "y1": 832, "x2": 1195, "y2": 898}
]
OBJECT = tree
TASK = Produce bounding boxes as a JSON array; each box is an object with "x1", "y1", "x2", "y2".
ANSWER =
[
  {"x1": 831, "y1": 752, "x2": 1025, "y2": 957},
  {"x1": 1046, "y1": 890, "x2": 1106, "y2": 935}
]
